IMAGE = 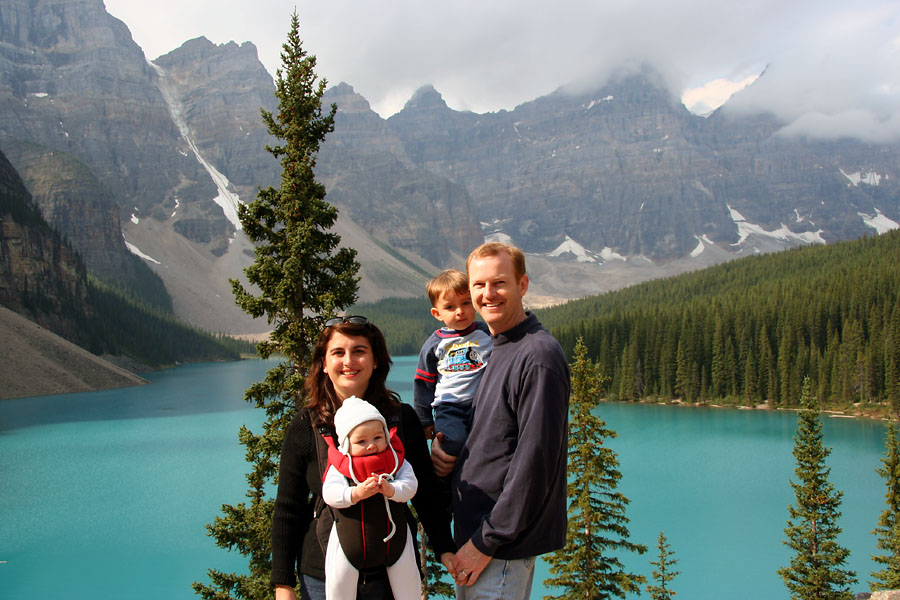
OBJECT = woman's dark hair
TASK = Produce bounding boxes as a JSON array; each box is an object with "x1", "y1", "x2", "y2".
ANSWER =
[{"x1": 304, "y1": 320, "x2": 399, "y2": 426}]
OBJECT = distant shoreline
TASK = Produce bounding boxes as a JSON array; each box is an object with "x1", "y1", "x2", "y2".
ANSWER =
[{"x1": 617, "y1": 396, "x2": 894, "y2": 423}]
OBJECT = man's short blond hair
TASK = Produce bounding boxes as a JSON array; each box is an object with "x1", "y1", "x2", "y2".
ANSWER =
[
  {"x1": 466, "y1": 242, "x2": 527, "y2": 281},
  {"x1": 426, "y1": 269, "x2": 470, "y2": 306}
]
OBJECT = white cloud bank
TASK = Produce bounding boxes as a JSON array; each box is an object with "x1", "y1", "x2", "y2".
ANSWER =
[{"x1": 104, "y1": 0, "x2": 900, "y2": 142}]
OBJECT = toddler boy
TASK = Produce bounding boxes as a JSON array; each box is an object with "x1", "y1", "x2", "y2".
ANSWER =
[{"x1": 414, "y1": 269, "x2": 492, "y2": 457}]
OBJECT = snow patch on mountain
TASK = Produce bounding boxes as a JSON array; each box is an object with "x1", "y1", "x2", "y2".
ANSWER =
[
  {"x1": 150, "y1": 61, "x2": 242, "y2": 230},
  {"x1": 585, "y1": 96, "x2": 614, "y2": 110},
  {"x1": 858, "y1": 208, "x2": 900, "y2": 234},
  {"x1": 691, "y1": 234, "x2": 714, "y2": 257},
  {"x1": 728, "y1": 205, "x2": 826, "y2": 246},
  {"x1": 548, "y1": 236, "x2": 596, "y2": 262},
  {"x1": 840, "y1": 168, "x2": 882, "y2": 187},
  {"x1": 600, "y1": 247, "x2": 627, "y2": 262},
  {"x1": 123, "y1": 237, "x2": 161, "y2": 264}
]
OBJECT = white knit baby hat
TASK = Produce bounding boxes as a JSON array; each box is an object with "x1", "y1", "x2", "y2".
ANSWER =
[{"x1": 333, "y1": 396, "x2": 389, "y2": 455}]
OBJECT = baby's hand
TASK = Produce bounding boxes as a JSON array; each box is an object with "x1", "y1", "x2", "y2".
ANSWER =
[
  {"x1": 351, "y1": 476, "x2": 381, "y2": 503},
  {"x1": 378, "y1": 477, "x2": 395, "y2": 498}
]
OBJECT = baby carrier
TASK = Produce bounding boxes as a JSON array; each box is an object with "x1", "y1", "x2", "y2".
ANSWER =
[{"x1": 311, "y1": 407, "x2": 412, "y2": 570}]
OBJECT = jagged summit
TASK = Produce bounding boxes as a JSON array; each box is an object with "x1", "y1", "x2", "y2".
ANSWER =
[
  {"x1": 401, "y1": 84, "x2": 450, "y2": 111},
  {"x1": 154, "y1": 36, "x2": 264, "y2": 69},
  {"x1": 327, "y1": 82, "x2": 375, "y2": 114}
]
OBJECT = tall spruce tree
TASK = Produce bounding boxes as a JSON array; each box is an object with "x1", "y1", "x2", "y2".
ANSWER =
[
  {"x1": 871, "y1": 421, "x2": 900, "y2": 590},
  {"x1": 645, "y1": 531, "x2": 680, "y2": 600},
  {"x1": 417, "y1": 520, "x2": 454, "y2": 599},
  {"x1": 778, "y1": 377, "x2": 857, "y2": 600},
  {"x1": 544, "y1": 337, "x2": 646, "y2": 599},
  {"x1": 193, "y1": 12, "x2": 359, "y2": 600}
]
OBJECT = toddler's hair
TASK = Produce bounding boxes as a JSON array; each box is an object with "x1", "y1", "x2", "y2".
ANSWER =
[{"x1": 426, "y1": 269, "x2": 470, "y2": 306}]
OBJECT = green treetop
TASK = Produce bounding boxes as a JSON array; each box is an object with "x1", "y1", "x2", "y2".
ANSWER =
[
  {"x1": 871, "y1": 421, "x2": 900, "y2": 590},
  {"x1": 544, "y1": 337, "x2": 646, "y2": 599},
  {"x1": 778, "y1": 377, "x2": 856, "y2": 600},
  {"x1": 646, "y1": 531, "x2": 680, "y2": 600},
  {"x1": 193, "y1": 12, "x2": 359, "y2": 600}
]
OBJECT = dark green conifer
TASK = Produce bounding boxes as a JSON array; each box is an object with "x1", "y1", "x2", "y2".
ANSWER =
[
  {"x1": 544, "y1": 337, "x2": 646, "y2": 599},
  {"x1": 871, "y1": 421, "x2": 900, "y2": 590},
  {"x1": 778, "y1": 377, "x2": 856, "y2": 600},
  {"x1": 646, "y1": 531, "x2": 680, "y2": 600},
  {"x1": 193, "y1": 12, "x2": 358, "y2": 600},
  {"x1": 417, "y1": 520, "x2": 454, "y2": 598}
]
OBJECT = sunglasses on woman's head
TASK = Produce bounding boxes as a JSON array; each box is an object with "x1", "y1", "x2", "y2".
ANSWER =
[{"x1": 324, "y1": 315, "x2": 369, "y2": 328}]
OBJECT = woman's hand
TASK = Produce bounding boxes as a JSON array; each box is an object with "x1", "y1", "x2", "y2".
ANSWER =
[
  {"x1": 274, "y1": 584, "x2": 297, "y2": 600},
  {"x1": 430, "y1": 433, "x2": 457, "y2": 477}
]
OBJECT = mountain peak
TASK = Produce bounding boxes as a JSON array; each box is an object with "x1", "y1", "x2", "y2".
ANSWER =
[
  {"x1": 326, "y1": 82, "x2": 374, "y2": 114},
  {"x1": 402, "y1": 85, "x2": 448, "y2": 111}
]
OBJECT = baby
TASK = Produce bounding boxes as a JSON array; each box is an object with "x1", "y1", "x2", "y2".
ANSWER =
[{"x1": 321, "y1": 396, "x2": 420, "y2": 600}]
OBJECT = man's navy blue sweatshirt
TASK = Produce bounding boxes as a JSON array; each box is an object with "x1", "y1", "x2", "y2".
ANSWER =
[{"x1": 452, "y1": 312, "x2": 570, "y2": 559}]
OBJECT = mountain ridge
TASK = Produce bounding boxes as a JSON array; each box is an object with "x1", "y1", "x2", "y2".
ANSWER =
[{"x1": 1, "y1": 0, "x2": 898, "y2": 337}]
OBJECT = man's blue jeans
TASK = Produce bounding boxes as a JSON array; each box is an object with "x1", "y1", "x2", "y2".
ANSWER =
[{"x1": 456, "y1": 556, "x2": 536, "y2": 600}]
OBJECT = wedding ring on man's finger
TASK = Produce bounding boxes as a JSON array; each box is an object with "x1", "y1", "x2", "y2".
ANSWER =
[{"x1": 460, "y1": 570, "x2": 468, "y2": 577}]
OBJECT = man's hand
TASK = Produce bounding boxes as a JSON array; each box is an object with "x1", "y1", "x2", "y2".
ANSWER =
[
  {"x1": 440, "y1": 551, "x2": 458, "y2": 579},
  {"x1": 430, "y1": 432, "x2": 457, "y2": 477},
  {"x1": 454, "y1": 540, "x2": 491, "y2": 586}
]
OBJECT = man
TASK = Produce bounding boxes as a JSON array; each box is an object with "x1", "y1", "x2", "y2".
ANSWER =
[{"x1": 432, "y1": 242, "x2": 570, "y2": 600}]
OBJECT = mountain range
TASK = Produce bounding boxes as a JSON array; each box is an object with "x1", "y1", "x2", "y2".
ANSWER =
[{"x1": 1, "y1": 0, "x2": 898, "y2": 337}]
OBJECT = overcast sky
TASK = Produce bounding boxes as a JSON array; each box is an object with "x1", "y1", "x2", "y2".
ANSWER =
[{"x1": 103, "y1": 0, "x2": 900, "y2": 142}]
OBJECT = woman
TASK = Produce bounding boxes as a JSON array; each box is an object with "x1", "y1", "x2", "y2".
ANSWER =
[{"x1": 271, "y1": 316, "x2": 456, "y2": 600}]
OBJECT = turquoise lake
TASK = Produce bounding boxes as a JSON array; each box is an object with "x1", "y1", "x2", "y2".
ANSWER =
[{"x1": 0, "y1": 356, "x2": 890, "y2": 599}]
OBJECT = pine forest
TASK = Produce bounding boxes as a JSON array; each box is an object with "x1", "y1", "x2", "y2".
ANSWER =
[{"x1": 538, "y1": 230, "x2": 900, "y2": 411}]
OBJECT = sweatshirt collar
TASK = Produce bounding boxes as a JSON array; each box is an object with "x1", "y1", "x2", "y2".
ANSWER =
[
  {"x1": 437, "y1": 321, "x2": 478, "y2": 337},
  {"x1": 492, "y1": 311, "x2": 539, "y2": 346}
]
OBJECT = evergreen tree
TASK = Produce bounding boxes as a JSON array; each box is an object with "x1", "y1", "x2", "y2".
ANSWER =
[
  {"x1": 544, "y1": 337, "x2": 647, "y2": 599},
  {"x1": 871, "y1": 421, "x2": 900, "y2": 590},
  {"x1": 417, "y1": 521, "x2": 454, "y2": 599},
  {"x1": 674, "y1": 339, "x2": 688, "y2": 401},
  {"x1": 193, "y1": 12, "x2": 359, "y2": 600},
  {"x1": 646, "y1": 531, "x2": 680, "y2": 600},
  {"x1": 778, "y1": 377, "x2": 857, "y2": 600}
]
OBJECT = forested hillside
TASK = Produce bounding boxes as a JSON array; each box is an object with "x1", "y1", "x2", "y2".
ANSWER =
[
  {"x1": 1, "y1": 148, "x2": 251, "y2": 371},
  {"x1": 539, "y1": 231, "x2": 900, "y2": 409},
  {"x1": 350, "y1": 296, "x2": 435, "y2": 356}
]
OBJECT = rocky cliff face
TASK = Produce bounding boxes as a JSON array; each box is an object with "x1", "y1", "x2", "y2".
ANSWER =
[
  {"x1": 152, "y1": 37, "x2": 280, "y2": 202},
  {"x1": 0, "y1": 148, "x2": 89, "y2": 342},
  {"x1": 1, "y1": 142, "x2": 170, "y2": 308},
  {"x1": 1, "y1": 0, "x2": 898, "y2": 331},
  {"x1": 319, "y1": 83, "x2": 484, "y2": 266},
  {"x1": 0, "y1": 0, "x2": 227, "y2": 252},
  {"x1": 378, "y1": 72, "x2": 900, "y2": 259},
  {"x1": 706, "y1": 105, "x2": 899, "y2": 241}
]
